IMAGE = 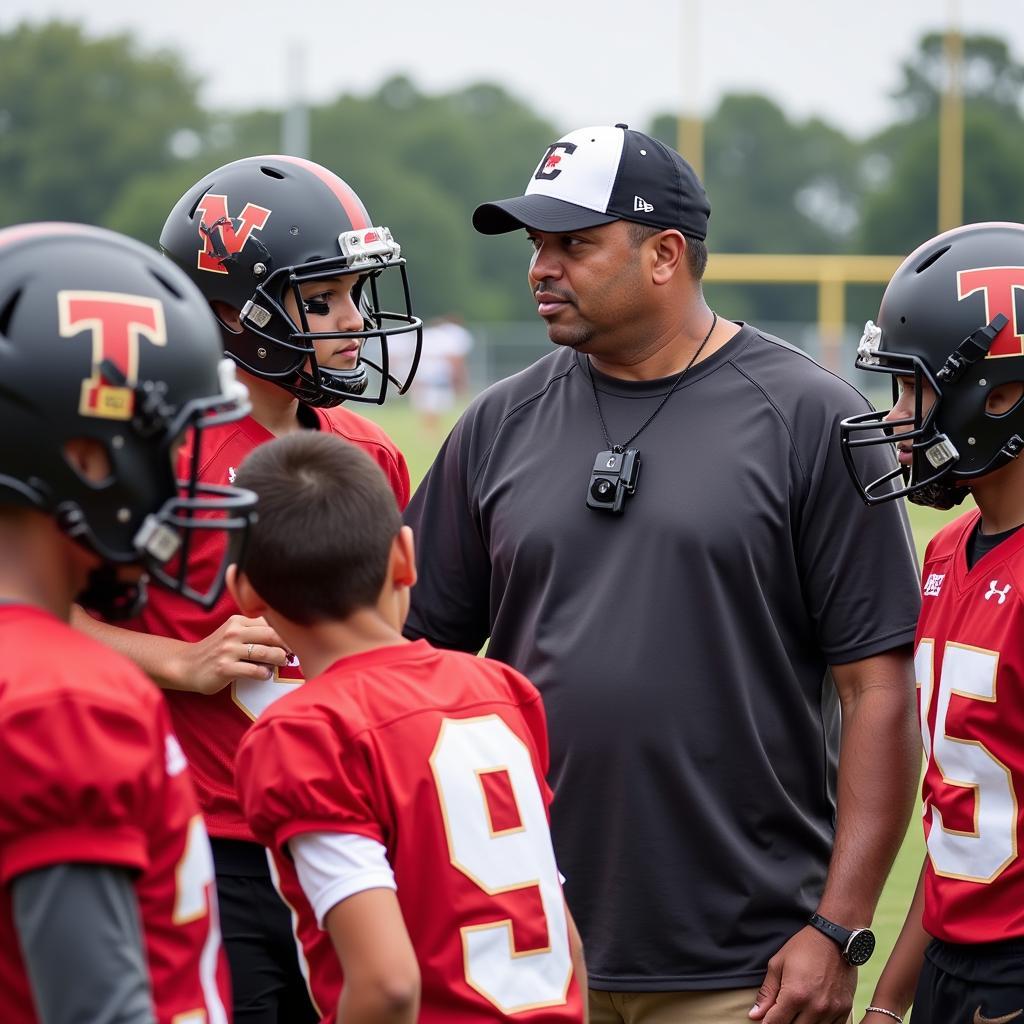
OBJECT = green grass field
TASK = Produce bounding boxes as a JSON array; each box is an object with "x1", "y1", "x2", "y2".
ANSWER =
[{"x1": 360, "y1": 400, "x2": 965, "y2": 1019}]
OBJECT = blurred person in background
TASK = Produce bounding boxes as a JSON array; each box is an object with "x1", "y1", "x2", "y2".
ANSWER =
[{"x1": 391, "y1": 311, "x2": 474, "y2": 434}]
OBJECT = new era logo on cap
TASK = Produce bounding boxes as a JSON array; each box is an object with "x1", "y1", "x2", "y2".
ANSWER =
[{"x1": 473, "y1": 124, "x2": 709, "y2": 239}]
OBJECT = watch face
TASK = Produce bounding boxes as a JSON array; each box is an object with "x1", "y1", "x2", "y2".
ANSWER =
[{"x1": 845, "y1": 928, "x2": 876, "y2": 966}]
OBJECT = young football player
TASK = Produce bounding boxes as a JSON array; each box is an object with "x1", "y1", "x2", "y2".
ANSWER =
[
  {"x1": 841, "y1": 221, "x2": 1024, "y2": 1024},
  {"x1": 71, "y1": 155, "x2": 422, "y2": 1023},
  {"x1": 0, "y1": 222, "x2": 256, "y2": 1022},
  {"x1": 229, "y1": 431, "x2": 587, "y2": 1023}
]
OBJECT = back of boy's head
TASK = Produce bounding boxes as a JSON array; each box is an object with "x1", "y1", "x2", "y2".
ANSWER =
[{"x1": 234, "y1": 432, "x2": 401, "y2": 624}]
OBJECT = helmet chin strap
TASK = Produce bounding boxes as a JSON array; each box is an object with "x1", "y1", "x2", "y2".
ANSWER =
[
  {"x1": 903, "y1": 312, "x2": 1014, "y2": 510},
  {"x1": 56, "y1": 497, "x2": 149, "y2": 620},
  {"x1": 908, "y1": 479, "x2": 972, "y2": 511},
  {"x1": 77, "y1": 566, "x2": 147, "y2": 621},
  {"x1": 908, "y1": 434, "x2": 1024, "y2": 511},
  {"x1": 936, "y1": 313, "x2": 1008, "y2": 384}
]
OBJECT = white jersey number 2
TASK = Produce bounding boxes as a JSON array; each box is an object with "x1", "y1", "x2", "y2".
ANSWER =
[
  {"x1": 917, "y1": 640, "x2": 1016, "y2": 883},
  {"x1": 429, "y1": 715, "x2": 572, "y2": 1014},
  {"x1": 173, "y1": 815, "x2": 229, "y2": 1024}
]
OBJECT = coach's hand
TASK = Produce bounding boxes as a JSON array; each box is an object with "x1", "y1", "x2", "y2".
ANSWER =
[
  {"x1": 749, "y1": 926, "x2": 855, "y2": 1024},
  {"x1": 174, "y1": 614, "x2": 290, "y2": 694}
]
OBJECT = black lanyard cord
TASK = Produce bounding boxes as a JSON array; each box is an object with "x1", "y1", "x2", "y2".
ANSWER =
[{"x1": 584, "y1": 311, "x2": 718, "y2": 452}]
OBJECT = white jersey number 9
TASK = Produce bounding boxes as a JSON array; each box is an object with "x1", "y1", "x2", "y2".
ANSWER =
[{"x1": 430, "y1": 715, "x2": 572, "y2": 1014}]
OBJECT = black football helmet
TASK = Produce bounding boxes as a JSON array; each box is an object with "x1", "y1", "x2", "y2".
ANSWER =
[
  {"x1": 841, "y1": 222, "x2": 1024, "y2": 509},
  {"x1": 0, "y1": 223, "x2": 257, "y2": 617},
  {"x1": 159, "y1": 155, "x2": 422, "y2": 407}
]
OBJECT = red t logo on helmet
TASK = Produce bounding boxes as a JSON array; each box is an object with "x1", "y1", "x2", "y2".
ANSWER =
[
  {"x1": 59, "y1": 290, "x2": 167, "y2": 419},
  {"x1": 195, "y1": 194, "x2": 271, "y2": 274},
  {"x1": 957, "y1": 266, "x2": 1024, "y2": 357}
]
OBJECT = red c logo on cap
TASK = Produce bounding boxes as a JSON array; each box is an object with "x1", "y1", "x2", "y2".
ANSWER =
[{"x1": 534, "y1": 142, "x2": 578, "y2": 181}]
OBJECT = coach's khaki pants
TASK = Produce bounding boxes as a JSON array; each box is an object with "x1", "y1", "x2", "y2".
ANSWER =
[
  {"x1": 589, "y1": 988, "x2": 761, "y2": 1024},
  {"x1": 589, "y1": 987, "x2": 854, "y2": 1024}
]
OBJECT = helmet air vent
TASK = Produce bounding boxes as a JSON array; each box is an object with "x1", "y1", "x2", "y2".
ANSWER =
[
  {"x1": 188, "y1": 184, "x2": 216, "y2": 221},
  {"x1": 149, "y1": 268, "x2": 183, "y2": 301},
  {"x1": 915, "y1": 245, "x2": 951, "y2": 274},
  {"x1": 0, "y1": 288, "x2": 21, "y2": 337},
  {"x1": 260, "y1": 166, "x2": 285, "y2": 179}
]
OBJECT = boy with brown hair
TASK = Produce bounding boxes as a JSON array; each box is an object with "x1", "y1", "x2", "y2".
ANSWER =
[{"x1": 231, "y1": 431, "x2": 586, "y2": 1023}]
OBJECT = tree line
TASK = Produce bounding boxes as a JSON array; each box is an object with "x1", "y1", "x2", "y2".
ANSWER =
[{"x1": 1, "y1": 21, "x2": 1022, "y2": 325}]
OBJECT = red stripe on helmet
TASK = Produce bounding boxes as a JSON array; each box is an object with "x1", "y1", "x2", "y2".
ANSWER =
[
  {"x1": 267, "y1": 155, "x2": 370, "y2": 230},
  {"x1": 0, "y1": 222, "x2": 100, "y2": 249}
]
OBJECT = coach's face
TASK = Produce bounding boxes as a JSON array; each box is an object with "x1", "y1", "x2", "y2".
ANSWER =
[{"x1": 527, "y1": 220, "x2": 648, "y2": 355}]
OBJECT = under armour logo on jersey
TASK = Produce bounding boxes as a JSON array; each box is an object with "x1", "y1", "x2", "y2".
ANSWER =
[
  {"x1": 923, "y1": 573, "x2": 945, "y2": 597},
  {"x1": 634, "y1": 195, "x2": 654, "y2": 213},
  {"x1": 165, "y1": 734, "x2": 188, "y2": 776},
  {"x1": 985, "y1": 580, "x2": 1012, "y2": 604}
]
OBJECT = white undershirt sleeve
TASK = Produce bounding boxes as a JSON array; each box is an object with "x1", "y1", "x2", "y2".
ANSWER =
[{"x1": 289, "y1": 831, "x2": 397, "y2": 929}]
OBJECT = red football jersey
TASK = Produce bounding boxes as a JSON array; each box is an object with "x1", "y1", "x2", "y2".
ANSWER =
[
  {"x1": 125, "y1": 407, "x2": 410, "y2": 839},
  {"x1": 237, "y1": 641, "x2": 584, "y2": 1023},
  {"x1": 0, "y1": 604, "x2": 230, "y2": 1023},
  {"x1": 916, "y1": 509, "x2": 1024, "y2": 943}
]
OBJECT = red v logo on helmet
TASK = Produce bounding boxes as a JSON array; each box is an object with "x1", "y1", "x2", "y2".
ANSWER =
[
  {"x1": 195, "y1": 194, "x2": 271, "y2": 274},
  {"x1": 958, "y1": 266, "x2": 1024, "y2": 357}
]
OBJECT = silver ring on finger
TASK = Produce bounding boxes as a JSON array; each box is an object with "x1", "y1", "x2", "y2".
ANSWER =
[{"x1": 246, "y1": 642, "x2": 255, "y2": 661}]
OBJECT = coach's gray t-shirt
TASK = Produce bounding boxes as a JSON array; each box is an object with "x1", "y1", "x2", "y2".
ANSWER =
[{"x1": 404, "y1": 324, "x2": 921, "y2": 990}]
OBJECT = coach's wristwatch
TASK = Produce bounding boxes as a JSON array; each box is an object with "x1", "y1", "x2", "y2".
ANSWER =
[{"x1": 807, "y1": 913, "x2": 876, "y2": 965}]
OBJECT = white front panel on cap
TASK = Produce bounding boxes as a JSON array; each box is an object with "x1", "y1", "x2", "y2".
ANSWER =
[{"x1": 524, "y1": 126, "x2": 625, "y2": 215}]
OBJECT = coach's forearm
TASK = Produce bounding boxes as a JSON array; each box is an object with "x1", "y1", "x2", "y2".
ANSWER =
[
  {"x1": 70, "y1": 604, "x2": 190, "y2": 689},
  {"x1": 818, "y1": 650, "x2": 919, "y2": 925}
]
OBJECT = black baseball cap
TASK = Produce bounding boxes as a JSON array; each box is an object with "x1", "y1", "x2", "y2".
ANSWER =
[{"x1": 473, "y1": 124, "x2": 710, "y2": 239}]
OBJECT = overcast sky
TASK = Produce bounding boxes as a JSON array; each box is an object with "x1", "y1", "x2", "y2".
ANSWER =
[{"x1": 2, "y1": 0, "x2": 1020, "y2": 138}]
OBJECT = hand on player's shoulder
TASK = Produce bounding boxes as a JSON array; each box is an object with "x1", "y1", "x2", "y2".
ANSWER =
[{"x1": 177, "y1": 614, "x2": 290, "y2": 695}]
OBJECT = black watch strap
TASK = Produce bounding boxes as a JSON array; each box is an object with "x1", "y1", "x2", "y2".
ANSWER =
[
  {"x1": 808, "y1": 913, "x2": 876, "y2": 965},
  {"x1": 808, "y1": 912, "x2": 851, "y2": 948}
]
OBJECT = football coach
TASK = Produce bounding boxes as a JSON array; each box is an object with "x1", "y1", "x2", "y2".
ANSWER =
[{"x1": 404, "y1": 124, "x2": 922, "y2": 1024}]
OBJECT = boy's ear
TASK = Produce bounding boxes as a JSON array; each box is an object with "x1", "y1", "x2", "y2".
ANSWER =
[
  {"x1": 226, "y1": 563, "x2": 267, "y2": 617},
  {"x1": 63, "y1": 437, "x2": 112, "y2": 484},
  {"x1": 210, "y1": 300, "x2": 243, "y2": 334},
  {"x1": 392, "y1": 526, "x2": 417, "y2": 590}
]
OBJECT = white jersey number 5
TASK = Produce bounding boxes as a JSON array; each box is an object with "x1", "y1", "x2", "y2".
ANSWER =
[
  {"x1": 917, "y1": 640, "x2": 1016, "y2": 883},
  {"x1": 430, "y1": 715, "x2": 572, "y2": 1014}
]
